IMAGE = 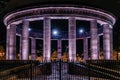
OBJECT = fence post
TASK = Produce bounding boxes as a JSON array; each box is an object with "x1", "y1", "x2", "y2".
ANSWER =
[
  {"x1": 59, "y1": 59, "x2": 61, "y2": 80},
  {"x1": 30, "y1": 60, "x2": 32, "y2": 80},
  {"x1": 88, "y1": 60, "x2": 90, "y2": 80}
]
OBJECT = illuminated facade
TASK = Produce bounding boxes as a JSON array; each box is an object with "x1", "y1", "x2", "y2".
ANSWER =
[{"x1": 4, "y1": 5, "x2": 116, "y2": 61}]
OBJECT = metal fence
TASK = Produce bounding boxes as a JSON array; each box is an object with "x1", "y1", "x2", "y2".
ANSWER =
[{"x1": 0, "y1": 60, "x2": 120, "y2": 80}]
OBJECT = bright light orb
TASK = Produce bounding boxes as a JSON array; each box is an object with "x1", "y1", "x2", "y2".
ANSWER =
[
  {"x1": 79, "y1": 29, "x2": 84, "y2": 33},
  {"x1": 53, "y1": 30, "x2": 58, "y2": 35},
  {"x1": 28, "y1": 28, "x2": 31, "y2": 31}
]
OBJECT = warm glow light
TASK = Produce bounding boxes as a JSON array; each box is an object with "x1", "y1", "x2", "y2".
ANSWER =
[
  {"x1": 118, "y1": 52, "x2": 120, "y2": 60},
  {"x1": 92, "y1": 54, "x2": 98, "y2": 60},
  {"x1": 0, "y1": 52, "x2": 5, "y2": 57}
]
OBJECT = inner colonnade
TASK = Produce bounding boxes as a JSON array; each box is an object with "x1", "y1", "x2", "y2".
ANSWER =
[{"x1": 4, "y1": 5, "x2": 116, "y2": 62}]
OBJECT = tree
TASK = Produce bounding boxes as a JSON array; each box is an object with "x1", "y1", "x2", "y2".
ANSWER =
[
  {"x1": 0, "y1": 46, "x2": 5, "y2": 60},
  {"x1": 51, "y1": 50, "x2": 58, "y2": 61},
  {"x1": 61, "y1": 52, "x2": 68, "y2": 62},
  {"x1": 51, "y1": 51, "x2": 58, "y2": 58}
]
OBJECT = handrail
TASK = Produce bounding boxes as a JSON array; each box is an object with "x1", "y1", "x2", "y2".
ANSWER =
[
  {"x1": 69, "y1": 61, "x2": 120, "y2": 79},
  {"x1": 88, "y1": 64, "x2": 120, "y2": 79},
  {"x1": 89, "y1": 64, "x2": 120, "y2": 74},
  {"x1": 0, "y1": 64, "x2": 34, "y2": 77}
]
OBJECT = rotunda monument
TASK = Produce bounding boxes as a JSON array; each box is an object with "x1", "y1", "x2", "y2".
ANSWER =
[{"x1": 4, "y1": 4, "x2": 116, "y2": 61}]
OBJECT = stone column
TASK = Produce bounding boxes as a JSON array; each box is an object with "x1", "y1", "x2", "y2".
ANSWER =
[
  {"x1": 110, "y1": 25, "x2": 113, "y2": 59},
  {"x1": 8, "y1": 24, "x2": 16, "y2": 60},
  {"x1": 19, "y1": 36, "x2": 22, "y2": 60},
  {"x1": 98, "y1": 36, "x2": 100, "y2": 59},
  {"x1": 31, "y1": 38, "x2": 36, "y2": 60},
  {"x1": 83, "y1": 37, "x2": 88, "y2": 62},
  {"x1": 43, "y1": 17, "x2": 51, "y2": 62},
  {"x1": 6, "y1": 25, "x2": 10, "y2": 60},
  {"x1": 90, "y1": 20, "x2": 99, "y2": 60},
  {"x1": 103, "y1": 24, "x2": 111, "y2": 59},
  {"x1": 58, "y1": 39, "x2": 62, "y2": 60},
  {"x1": 21, "y1": 20, "x2": 29, "y2": 60},
  {"x1": 68, "y1": 17, "x2": 76, "y2": 61}
]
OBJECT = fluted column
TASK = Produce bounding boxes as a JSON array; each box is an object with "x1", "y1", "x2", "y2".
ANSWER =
[
  {"x1": 8, "y1": 24, "x2": 16, "y2": 60},
  {"x1": 90, "y1": 20, "x2": 99, "y2": 60},
  {"x1": 58, "y1": 39, "x2": 62, "y2": 60},
  {"x1": 43, "y1": 17, "x2": 51, "y2": 62},
  {"x1": 21, "y1": 20, "x2": 29, "y2": 60},
  {"x1": 103, "y1": 24, "x2": 111, "y2": 59},
  {"x1": 83, "y1": 37, "x2": 88, "y2": 62},
  {"x1": 31, "y1": 38, "x2": 36, "y2": 60},
  {"x1": 6, "y1": 25, "x2": 10, "y2": 60},
  {"x1": 69, "y1": 17, "x2": 76, "y2": 61},
  {"x1": 98, "y1": 36, "x2": 100, "y2": 59},
  {"x1": 110, "y1": 25, "x2": 113, "y2": 59},
  {"x1": 19, "y1": 36, "x2": 22, "y2": 60}
]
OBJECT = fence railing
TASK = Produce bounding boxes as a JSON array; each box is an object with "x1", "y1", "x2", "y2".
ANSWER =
[
  {"x1": 68, "y1": 60, "x2": 120, "y2": 80},
  {"x1": 0, "y1": 60, "x2": 52, "y2": 80},
  {"x1": 0, "y1": 60, "x2": 119, "y2": 80}
]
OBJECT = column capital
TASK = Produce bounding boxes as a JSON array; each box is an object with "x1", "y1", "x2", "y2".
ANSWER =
[
  {"x1": 103, "y1": 24, "x2": 113, "y2": 31},
  {"x1": 10, "y1": 23, "x2": 17, "y2": 25},
  {"x1": 22, "y1": 20, "x2": 29, "y2": 27},
  {"x1": 68, "y1": 17, "x2": 76, "y2": 19},
  {"x1": 43, "y1": 17, "x2": 50, "y2": 18},
  {"x1": 8, "y1": 23, "x2": 17, "y2": 29},
  {"x1": 103, "y1": 23, "x2": 109, "y2": 27},
  {"x1": 22, "y1": 19, "x2": 29, "y2": 22},
  {"x1": 90, "y1": 19, "x2": 97, "y2": 24},
  {"x1": 7, "y1": 25, "x2": 10, "y2": 29},
  {"x1": 109, "y1": 25, "x2": 113, "y2": 29}
]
